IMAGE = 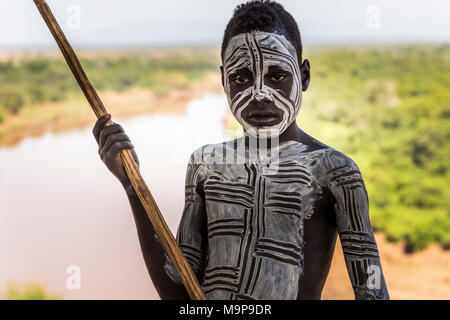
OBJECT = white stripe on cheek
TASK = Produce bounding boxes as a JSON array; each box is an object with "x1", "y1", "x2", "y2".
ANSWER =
[
  {"x1": 271, "y1": 89, "x2": 294, "y2": 117},
  {"x1": 230, "y1": 87, "x2": 252, "y2": 114}
]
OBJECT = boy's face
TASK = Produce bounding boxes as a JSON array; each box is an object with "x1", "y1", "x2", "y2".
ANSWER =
[{"x1": 222, "y1": 30, "x2": 304, "y2": 137}]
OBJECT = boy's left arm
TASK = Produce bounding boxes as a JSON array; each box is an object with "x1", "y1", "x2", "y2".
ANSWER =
[{"x1": 325, "y1": 154, "x2": 389, "y2": 300}]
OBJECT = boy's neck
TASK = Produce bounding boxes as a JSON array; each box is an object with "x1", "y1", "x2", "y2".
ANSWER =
[
  {"x1": 278, "y1": 121, "x2": 303, "y2": 144},
  {"x1": 243, "y1": 121, "x2": 323, "y2": 151}
]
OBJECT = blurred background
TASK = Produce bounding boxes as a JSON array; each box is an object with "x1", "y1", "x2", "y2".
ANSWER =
[{"x1": 0, "y1": 0, "x2": 449, "y2": 299}]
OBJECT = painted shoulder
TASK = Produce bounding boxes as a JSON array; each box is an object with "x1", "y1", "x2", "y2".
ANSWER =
[
  {"x1": 319, "y1": 147, "x2": 359, "y2": 172},
  {"x1": 184, "y1": 144, "x2": 215, "y2": 186},
  {"x1": 188, "y1": 144, "x2": 208, "y2": 166},
  {"x1": 301, "y1": 143, "x2": 361, "y2": 187}
]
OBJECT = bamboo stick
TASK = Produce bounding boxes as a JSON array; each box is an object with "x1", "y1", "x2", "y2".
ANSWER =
[{"x1": 32, "y1": 0, "x2": 206, "y2": 300}]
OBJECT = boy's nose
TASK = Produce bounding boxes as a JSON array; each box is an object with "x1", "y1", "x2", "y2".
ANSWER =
[{"x1": 253, "y1": 89, "x2": 273, "y2": 102}]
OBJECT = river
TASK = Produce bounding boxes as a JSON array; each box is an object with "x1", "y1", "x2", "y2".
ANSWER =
[{"x1": 0, "y1": 93, "x2": 229, "y2": 299}]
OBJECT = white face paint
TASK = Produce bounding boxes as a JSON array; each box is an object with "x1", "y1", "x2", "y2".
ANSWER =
[{"x1": 223, "y1": 30, "x2": 303, "y2": 138}]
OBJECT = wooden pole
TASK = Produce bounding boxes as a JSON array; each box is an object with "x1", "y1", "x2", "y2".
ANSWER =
[{"x1": 32, "y1": 0, "x2": 206, "y2": 300}]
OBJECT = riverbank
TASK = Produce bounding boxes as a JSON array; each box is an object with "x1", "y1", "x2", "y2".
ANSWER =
[{"x1": 0, "y1": 71, "x2": 223, "y2": 147}]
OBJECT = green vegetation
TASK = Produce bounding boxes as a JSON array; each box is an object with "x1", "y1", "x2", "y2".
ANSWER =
[
  {"x1": 299, "y1": 44, "x2": 450, "y2": 252},
  {"x1": 0, "y1": 49, "x2": 219, "y2": 119},
  {"x1": 2, "y1": 282, "x2": 61, "y2": 300}
]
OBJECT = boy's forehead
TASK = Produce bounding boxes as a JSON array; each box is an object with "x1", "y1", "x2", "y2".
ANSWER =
[{"x1": 223, "y1": 30, "x2": 298, "y2": 63}]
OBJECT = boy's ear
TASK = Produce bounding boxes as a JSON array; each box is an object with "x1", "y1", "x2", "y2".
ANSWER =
[
  {"x1": 220, "y1": 65, "x2": 225, "y2": 88},
  {"x1": 300, "y1": 59, "x2": 311, "y2": 91}
]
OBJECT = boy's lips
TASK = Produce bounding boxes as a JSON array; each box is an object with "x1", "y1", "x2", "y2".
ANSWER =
[{"x1": 245, "y1": 110, "x2": 282, "y2": 126}]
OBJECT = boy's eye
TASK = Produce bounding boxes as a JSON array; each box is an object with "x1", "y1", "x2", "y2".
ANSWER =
[
  {"x1": 233, "y1": 76, "x2": 249, "y2": 84},
  {"x1": 270, "y1": 74, "x2": 287, "y2": 81}
]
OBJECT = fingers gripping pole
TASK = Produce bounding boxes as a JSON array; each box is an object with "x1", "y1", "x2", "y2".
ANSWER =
[{"x1": 32, "y1": 0, "x2": 206, "y2": 300}]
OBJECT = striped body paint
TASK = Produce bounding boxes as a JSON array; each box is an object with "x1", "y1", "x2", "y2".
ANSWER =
[
  {"x1": 223, "y1": 31, "x2": 302, "y2": 137},
  {"x1": 163, "y1": 140, "x2": 390, "y2": 299}
]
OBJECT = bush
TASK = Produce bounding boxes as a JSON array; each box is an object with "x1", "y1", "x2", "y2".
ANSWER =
[
  {"x1": 0, "y1": 49, "x2": 220, "y2": 113},
  {"x1": 300, "y1": 44, "x2": 450, "y2": 252},
  {"x1": 1, "y1": 92, "x2": 24, "y2": 114},
  {"x1": 3, "y1": 282, "x2": 61, "y2": 300}
]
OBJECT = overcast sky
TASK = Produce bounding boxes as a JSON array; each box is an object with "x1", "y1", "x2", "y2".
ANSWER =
[{"x1": 1, "y1": 0, "x2": 449, "y2": 50}]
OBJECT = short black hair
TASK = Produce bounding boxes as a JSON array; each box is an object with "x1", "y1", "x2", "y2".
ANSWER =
[{"x1": 221, "y1": 0, "x2": 303, "y2": 64}]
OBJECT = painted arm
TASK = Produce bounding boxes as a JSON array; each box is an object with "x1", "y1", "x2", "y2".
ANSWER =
[{"x1": 326, "y1": 153, "x2": 389, "y2": 300}]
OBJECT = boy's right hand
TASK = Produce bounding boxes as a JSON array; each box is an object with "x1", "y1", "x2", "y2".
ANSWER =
[{"x1": 93, "y1": 114, "x2": 139, "y2": 188}]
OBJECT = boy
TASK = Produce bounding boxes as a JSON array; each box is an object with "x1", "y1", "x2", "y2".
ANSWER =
[{"x1": 93, "y1": 0, "x2": 389, "y2": 300}]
